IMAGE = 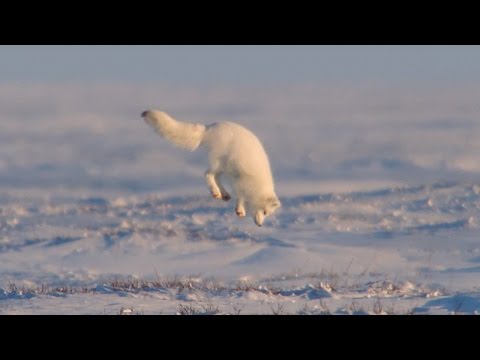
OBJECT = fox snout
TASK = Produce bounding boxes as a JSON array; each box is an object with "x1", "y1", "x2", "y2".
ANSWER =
[{"x1": 254, "y1": 211, "x2": 265, "y2": 227}]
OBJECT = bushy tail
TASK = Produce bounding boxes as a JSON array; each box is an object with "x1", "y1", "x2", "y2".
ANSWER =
[{"x1": 142, "y1": 110, "x2": 206, "y2": 151}]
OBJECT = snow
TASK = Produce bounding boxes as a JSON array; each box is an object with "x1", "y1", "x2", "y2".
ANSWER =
[{"x1": 1, "y1": 83, "x2": 480, "y2": 314}]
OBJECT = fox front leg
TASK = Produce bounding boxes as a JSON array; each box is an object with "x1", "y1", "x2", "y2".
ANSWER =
[{"x1": 235, "y1": 198, "x2": 246, "y2": 217}]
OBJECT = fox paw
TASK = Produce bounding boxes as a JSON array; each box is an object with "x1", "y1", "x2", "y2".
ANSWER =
[
  {"x1": 235, "y1": 209, "x2": 246, "y2": 217},
  {"x1": 212, "y1": 191, "x2": 231, "y2": 201},
  {"x1": 211, "y1": 191, "x2": 222, "y2": 199}
]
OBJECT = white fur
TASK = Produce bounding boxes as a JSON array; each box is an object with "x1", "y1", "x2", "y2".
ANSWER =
[{"x1": 142, "y1": 110, "x2": 281, "y2": 226}]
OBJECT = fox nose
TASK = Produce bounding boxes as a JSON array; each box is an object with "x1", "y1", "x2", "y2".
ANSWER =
[{"x1": 141, "y1": 110, "x2": 150, "y2": 117}]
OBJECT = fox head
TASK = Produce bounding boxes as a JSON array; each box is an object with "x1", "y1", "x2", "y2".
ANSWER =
[{"x1": 253, "y1": 196, "x2": 281, "y2": 227}]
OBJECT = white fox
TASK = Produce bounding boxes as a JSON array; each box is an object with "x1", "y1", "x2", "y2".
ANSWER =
[{"x1": 142, "y1": 110, "x2": 281, "y2": 226}]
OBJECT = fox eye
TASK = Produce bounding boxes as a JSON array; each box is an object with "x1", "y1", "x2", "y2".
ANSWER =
[{"x1": 263, "y1": 210, "x2": 267, "y2": 215}]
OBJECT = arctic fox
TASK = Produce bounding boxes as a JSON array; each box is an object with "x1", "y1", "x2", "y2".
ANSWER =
[{"x1": 142, "y1": 110, "x2": 281, "y2": 226}]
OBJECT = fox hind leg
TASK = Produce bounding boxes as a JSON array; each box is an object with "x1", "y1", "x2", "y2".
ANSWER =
[
  {"x1": 215, "y1": 173, "x2": 231, "y2": 201},
  {"x1": 205, "y1": 169, "x2": 230, "y2": 201},
  {"x1": 205, "y1": 169, "x2": 221, "y2": 199}
]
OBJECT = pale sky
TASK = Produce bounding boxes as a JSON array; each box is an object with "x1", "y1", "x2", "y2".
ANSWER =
[{"x1": 1, "y1": 45, "x2": 480, "y2": 85}]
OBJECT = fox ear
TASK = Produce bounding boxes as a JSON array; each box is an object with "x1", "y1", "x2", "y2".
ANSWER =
[{"x1": 270, "y1": 198, "x2": 281, "y2": 209}]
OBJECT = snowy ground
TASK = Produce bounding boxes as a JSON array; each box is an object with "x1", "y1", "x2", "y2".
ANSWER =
[{"x1": 1, "y1": 83, "x2": 480, "y2": 314}]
